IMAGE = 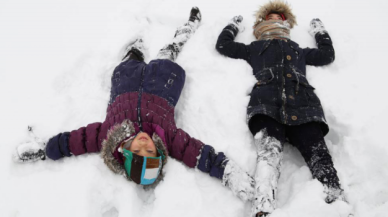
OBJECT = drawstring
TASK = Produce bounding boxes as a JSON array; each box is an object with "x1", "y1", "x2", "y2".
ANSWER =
[
  {"x1": 290, "y1": 66, "x2": 299, "y2": 94},
  {"x1": 268, "y1": 68, "x2": 274, "y2": 83},
  {"x1": 137, "y1": 66, "x2": 146, "y2": 131}
]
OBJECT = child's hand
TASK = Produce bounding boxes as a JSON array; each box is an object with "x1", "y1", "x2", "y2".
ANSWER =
[
  {"x1": 309, "y1": 18, "x2": 328, "y2": 36},
  {"x1": 228, "y1": 15, "x2": 245, "y2": 33},
  {"x1": 13, "y1": 126, "x2": 46, "y2": 163},
  {"x1": 13, "y1": 141, "x2": 46, "y2": 163}
]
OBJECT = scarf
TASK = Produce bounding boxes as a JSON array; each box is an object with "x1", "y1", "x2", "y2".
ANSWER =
[{"x1": 253, "y1": 20, "x2": 290, "y2": 41}]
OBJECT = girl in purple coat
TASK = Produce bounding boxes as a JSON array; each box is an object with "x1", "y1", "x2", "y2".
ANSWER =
[{"x1": 13, "y1": 7, "x2": 256, "y2": 201}]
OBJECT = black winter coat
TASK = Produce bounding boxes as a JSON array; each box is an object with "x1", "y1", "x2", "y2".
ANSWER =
[{"x1": 216, "y1": 25, "x2": 334, "y2": 136}]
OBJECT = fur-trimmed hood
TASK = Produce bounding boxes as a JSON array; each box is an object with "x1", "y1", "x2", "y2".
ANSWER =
[
  {"x1": 100, "y1": 119, "x2": 168, "y2": 189},
  {"x1": 254, "y1": 0, "x2": 297, "y2": 29}
]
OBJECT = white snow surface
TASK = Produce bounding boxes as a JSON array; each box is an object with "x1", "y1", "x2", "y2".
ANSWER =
[{"x1": 1, "y1": 0, "x2": 387, "y2": 216}]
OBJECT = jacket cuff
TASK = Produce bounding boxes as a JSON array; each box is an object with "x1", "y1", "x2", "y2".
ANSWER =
[
  {"x1": 315, "y1": 32, "x2": 332, "y2": 45},
  {"x1": 223, "y1": 24, "x2": 239, "y2": 38},
  {"x1": 59, "y1": 132, "x2": 71, "y2": 157},
  {"x1": 197, "y1": 145, "x2": 228, "y2": 179},
  {"x1": 46, "y1": 132, "x2": 71, "y2": 160}
]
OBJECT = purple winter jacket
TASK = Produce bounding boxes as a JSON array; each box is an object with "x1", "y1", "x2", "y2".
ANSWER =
[{"x1": 46, "y1": 59, "x2": 227, "y2": 179}]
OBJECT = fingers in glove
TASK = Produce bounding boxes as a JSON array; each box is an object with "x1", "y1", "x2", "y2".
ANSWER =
[
  {"x1": 309, "y1": 18, "x2": 327, "y2": 36},
  {"x1": 233, "y1": 15, "x2": 243, "y2": 23},
  {"x1": 13, "y1": 139, "x2": 46, "y2": 163},
  {"x1": 13, "y1": 147, "x2": 46, "y2": 163},
  {"x1": 229, "y1": 15, "x2": 245, "y2": 33}
]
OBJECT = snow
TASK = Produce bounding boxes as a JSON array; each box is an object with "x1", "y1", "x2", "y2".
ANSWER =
[{"x1": 1, "y1": 0, "x2": 387, "y2": 216}]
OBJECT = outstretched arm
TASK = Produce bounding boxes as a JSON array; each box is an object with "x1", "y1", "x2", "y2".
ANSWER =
[
  {"x1": 198, "y1": 145, "x2": 255, "y2": 202},
  {"x1": 14, "y1": 122, "x2": 105, "y2": 162},
  {"x1": 304, "y1": 19, "x2": 335, "y2": 66},
  {"x1": 167, "y1": 128, "x2": 255, "y2": 202},
  {"x1": 46, "y1": 122, "x2": 103, "y2": 160},
  {"x1": 215, "y1": 16, "x2": 251, "y2": 62}
]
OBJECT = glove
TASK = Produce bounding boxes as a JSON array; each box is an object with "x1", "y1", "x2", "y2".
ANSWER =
[
  {"x1": 228, "y1": 15, "x2": 245, "y2": 33},
  {"x1": 222, "y1": 159, "x2": 255, "y2": 202},
  {"x1": 13, "y1": 126, "x2": 46, "y2": 163},
  {"x1": 309, "y1": 18, "x2": 328, "y2": 36}
]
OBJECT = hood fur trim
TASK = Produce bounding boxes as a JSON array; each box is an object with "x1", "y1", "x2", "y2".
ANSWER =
[
  {"x1": 100, "y1": 119, "x2": 169, "y2": 189},
  {"x1": 254, "y1": 0, "x2": 297, "y2": 29},
  {"x1": 100, "y1": 119, "x2": 135, "y2": 178}
]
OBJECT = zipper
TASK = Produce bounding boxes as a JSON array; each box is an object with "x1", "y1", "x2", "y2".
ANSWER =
[{"x1": 137, "y1": 65, "x2": 146, "y2": 131}]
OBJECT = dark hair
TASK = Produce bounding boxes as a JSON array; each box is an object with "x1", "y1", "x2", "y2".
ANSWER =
[{"x1": 266, "y1": 12, "x2": 286, "y2": 20}]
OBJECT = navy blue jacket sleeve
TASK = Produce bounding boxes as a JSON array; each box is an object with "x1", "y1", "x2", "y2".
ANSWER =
[
  {"x1": 303, "y1": 32, "x2": 335, "y2": 66},
  {"x1": 197, "y1": 145, "x2": 229, "y2": 180},
  {"x1": 45, "y1": 132, "x2": 71, "y2": 160},
  {"x1": 215, "y1": 25, "x2": 251, "y2": 63}
]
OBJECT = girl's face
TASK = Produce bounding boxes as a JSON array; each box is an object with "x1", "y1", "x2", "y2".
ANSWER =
[
  {"x1": 129, "y1": 132, "x2": 157, "y2": 157},
  {"x1": 266, "y1": 13, "x2": 283, "y2": 21}
]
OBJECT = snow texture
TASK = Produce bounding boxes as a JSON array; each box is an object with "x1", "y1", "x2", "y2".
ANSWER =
[{"x1": 1, "y1": 0, "x2": 388, "y2": 217}]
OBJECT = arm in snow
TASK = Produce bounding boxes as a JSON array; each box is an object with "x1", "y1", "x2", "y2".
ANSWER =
[
  {"x1": 197, "y1": 145, "x2": 255, "y2": 202},
  {"x1": 167, "y1": 128, "x2": 254, "y2": 201},
  {"x1": 166, "y1": 127, "x2": 227, "y2": 178},
  {"x1": 304, "y1": 32, "x2": 335, "y2": 66},
  {"x1": 45, "y1": 122, "x2": 103, "y2": 160},
  {"x1": 215, "y1": 22, "x2": 251, "y2": 62}
]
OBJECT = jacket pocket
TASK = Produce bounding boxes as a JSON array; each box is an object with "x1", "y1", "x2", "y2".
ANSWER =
[
  {"x1": 289, "y1": 41, "x2": 302, "y2": 59},
  {"x1": 252, "y1": 68, "x2": 279, "y2": 107},
  {"x1": 305, "y1": 86, "x2": 321, "y2": 106},
  {"x1": 164, "y1": 72, "x2": 177, "y2": 89},
  {"x1": 292, "y1": 75, "x2": 321, "y2": 106},
  {"x1": 256, "y1": 68, "x2": 275, "y2": 86}
]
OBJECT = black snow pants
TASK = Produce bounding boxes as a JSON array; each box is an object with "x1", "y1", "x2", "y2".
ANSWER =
[{"x1": 249, "y1": 114, "x2": 341, "y2": 190}]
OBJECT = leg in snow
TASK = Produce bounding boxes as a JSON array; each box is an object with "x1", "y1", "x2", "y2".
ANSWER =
[
  {"x1": 286, "y1": 122, "x2": 346, "y2": 203},
  {"x1": 156, "y1": 7, "x2": 201, "y2": 61},
  {"x1": 248, "y1": 115, "x2": 286, "y2": 216},
  {"x1": 122, "y1": 38, "x2": 147, "y2": 62},
  {"x1": 251, "y1": 130, "x2": 283, "y2": 217}
]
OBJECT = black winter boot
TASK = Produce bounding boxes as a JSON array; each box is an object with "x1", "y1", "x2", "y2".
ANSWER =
[
  {"x1": 122, "y1": 39, "x2": 145, "y2": 62},
  {"x1": 189, "y1": 6, "x2": 201, "y2": 23}
]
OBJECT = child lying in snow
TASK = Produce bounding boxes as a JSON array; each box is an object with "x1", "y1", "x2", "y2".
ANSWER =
[
  {"x1": 13, "y1": 7, "x2": 256, "y2": 200},
  {"x1": 215, "y1": 1, "x2": 348, "y2": 216}
]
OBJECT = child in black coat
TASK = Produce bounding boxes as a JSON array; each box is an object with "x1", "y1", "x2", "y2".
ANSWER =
[{"x1": 215, "y1": 1, "x2": 346, "y2": 216}]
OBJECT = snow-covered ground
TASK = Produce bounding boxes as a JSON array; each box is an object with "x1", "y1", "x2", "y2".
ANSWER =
[{"x1": 1, "y1": 0, "x2": 387, "y2": 216}]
